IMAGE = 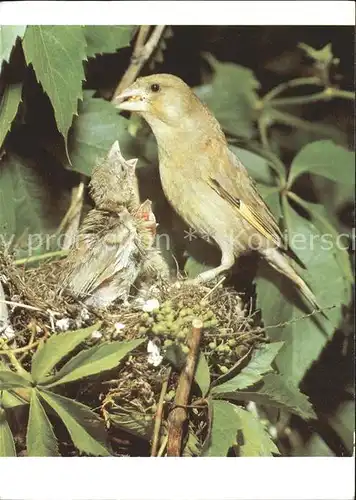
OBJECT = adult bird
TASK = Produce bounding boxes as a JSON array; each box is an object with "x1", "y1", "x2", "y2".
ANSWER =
[{"x1": 115, "y1": 73, "x2": 320, "y2": 311}]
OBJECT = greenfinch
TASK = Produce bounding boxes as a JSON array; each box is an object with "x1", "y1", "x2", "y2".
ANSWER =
[{"x1": 115, "y1": 74, "x2": 320, "y2": 311}]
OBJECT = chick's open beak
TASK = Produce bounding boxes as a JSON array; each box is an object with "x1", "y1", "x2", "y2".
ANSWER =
[{"x1": 114, "y1": 88, "x2": 148, "y2": 112}]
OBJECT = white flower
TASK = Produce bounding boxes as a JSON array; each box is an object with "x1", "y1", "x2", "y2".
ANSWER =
[
  {"x1": 114, "y1": 322, "x2": 125, "y2": 332},
  {"x1": 80, "y1": 307, "x2": 90, "y2": 321},
  {"x1": 0, "y1": 324, "x2": 15, "y2": 340},
  {"x1": 147, "y1": 340, "x2": 163, "y2": 367},
  {"x1": 142, "y1": 298, "x2": 160, "y2": 313},
  {"x1": 91, "y1": 330, "x2": 103, "y2": 340},
  {"x1": 55, "y1": 318, "x2": 71, "y2": 332}
]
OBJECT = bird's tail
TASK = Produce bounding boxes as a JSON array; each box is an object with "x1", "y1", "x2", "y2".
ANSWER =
[{"x1": 263, "y1": 247, "x2": 322, "y2": 313}]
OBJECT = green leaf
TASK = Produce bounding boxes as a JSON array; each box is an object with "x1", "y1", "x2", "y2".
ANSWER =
[
  {"x1": 84, "y1": 26, "x2": 135, "y2": 58},
  {"x1": 258, "y1": 185, "x2": 282, "y2": 222},
  {"x1": 184, "y1": 256, "x2": 213, "y2": 279},
  {"x1": 196, "y1": 54, "x2": 260, "y2": 139},
  {"x1": 292, "y1": 432, "x2": 334, "y2": 457},
  {"x1": 0, "y1": 370, "x2": 31, "y2": 390},
  {"x1": 43, "y1": 338, "x2": 144, "y2": 387},
  {"x1": 288, "y1": 195, "x2": 353, "y2": 283},
  {"x1": 0, "y1": 153, "x2": 54, "y2": 249},
  {"x1": 195, "y1": 353, "x2": 211, "y2": 397},
  {"x1": 256, "y1": 201, "x2": 351, "y2": 385},
  {"x1": 0, "y1": 25, "x2": 26, "y2": 66},
  {"x1": 212, "y1": 342, "x2": 284, "y2": 394},
  {"x1": 0, "y1": 83, "x2": 23, "y2": 148},
  {"x1": 107, "y1": 409, "x2": 153, "y2": 440},
  {"x1": 288, "y1": 140, "x2": 355, "y2": 186},
  {"x1": 22, "y1": 26, "x2": 86, "y2": 143},
  {"x1": 31, "y1": 322, "x2": 102, "y2": 383},
  {"x1": 233, "y1": 407, "x2": 280, "y2": 456},
  {"x1": 0, "y1": 389, "x2": 28, "y2": 408},
  {"x1": 39, "y1": 389, "x2": 111, "y2": 456},
  {"x1": 26, "y1": 389, "x2": 59, "y2": 456},
  {"x1": 0, "y1": 407, "x2": 16, "y2": 456},
  {"x1": 68, "y1": 92, "x2": 137, "y2": 176},
  {"x1": 220, "y1": 373, "x2": 316, "y2": 421},
  {"x1": 203, "y1": 400, "x2": 239, "y2": 457},
  {"x1": 298, "y1": 42, "x2": 336, "y2": 66},
  {"x1": 327, "y1": 401, "x2": 355, "y2": 455},
  {"x1": 229, "y1": 146, "x2": 276, "y2": 186}
]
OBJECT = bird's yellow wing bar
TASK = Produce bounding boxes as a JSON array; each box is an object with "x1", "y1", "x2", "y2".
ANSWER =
[{"x1": 208, "y1": 177, "x2": 283, "y2": 248}]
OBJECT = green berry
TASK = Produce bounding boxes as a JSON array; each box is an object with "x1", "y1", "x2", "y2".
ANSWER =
[
  {"x1": 138, "y1": 326, "x2": 148, "y2": 335},
  {"x1": 208, "y1": 341, "x2": 217, "y2": 350},
  {"x1": 220, "y1": 366, "x2": 229, "y2": 374},
  {"x1": 177, "y1": 331, "x2": 186, "y2": 341},
  {"x1": 164, "y1": 339, "x2": 173, "y2": 347},
  {"x1": 228, "y1": 339, "x2": 237, "y2": 348},
  {"x1": 181, "y1": 345, "x2": 190, "y2": 354}
]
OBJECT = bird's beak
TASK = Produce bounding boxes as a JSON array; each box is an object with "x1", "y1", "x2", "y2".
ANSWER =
[{"x1": 114, "y1": 87, "x2": 148, "y2": 112}]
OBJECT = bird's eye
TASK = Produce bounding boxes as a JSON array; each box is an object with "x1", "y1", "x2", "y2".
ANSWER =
[{"x1": 150, "y1": 83, "x2": 160, "y2": 93}]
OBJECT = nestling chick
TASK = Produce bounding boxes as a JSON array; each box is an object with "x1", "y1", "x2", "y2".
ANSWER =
[
  {"x1": 115, "y1": 74, "x2": 320, "y2": 311},
  {"x1": 60, "y1": 141, "x2": 168, "y2": 308}
]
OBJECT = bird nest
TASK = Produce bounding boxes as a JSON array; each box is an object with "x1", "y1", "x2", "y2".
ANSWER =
[{"x1": 0, "y1": 251, "x2": 267, "y2": 456}]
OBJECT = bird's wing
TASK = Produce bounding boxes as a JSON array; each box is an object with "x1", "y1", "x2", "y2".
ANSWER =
[
  {"x1": 64, "y1": 211, "x2": 139, "y2": 298},
  {"x1": 208, "y1": 148, "x2": 285, "y2": 248}
]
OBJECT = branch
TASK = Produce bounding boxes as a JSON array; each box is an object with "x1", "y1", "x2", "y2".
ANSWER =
[
  {"x1": 112, "y1": 25, "x2": 166, "y2": 101},
  {"x1": 151, "y1": 366, "x2": 171, "y2": 457},
  {"x1": 167, "y1": 318, "x2": 203, "y2": 457}
]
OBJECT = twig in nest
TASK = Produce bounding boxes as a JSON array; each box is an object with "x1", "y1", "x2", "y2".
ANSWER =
[
  {"x1": 150, "y1": 366, "x2": 171, "y2": 457},
  {"x1": 202, "y1": 276, "x2": 226, "y2": 302},
  {"x1": 112, "y1": 25, "x2": 166, "y2": 100},
  {"x1": 167, "y1": 318, "x2": 203, "y2": 457},
  {"x1": 57, "y1": 181, "x2": 85, "y2": 250},
  {"x1": 0, "y1": 299, "x2": 42, "y2": 313}
]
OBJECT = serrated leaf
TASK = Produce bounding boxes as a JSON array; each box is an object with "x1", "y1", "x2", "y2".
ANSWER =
[
  {"x1": 39, "y1": 388, "x2": 111, "y2": 456},
  {"x1": 0, "y1": 370, "x2": 31, "y2": 390},
  {"x1": 256, "y1": 200, "x2": 351, "y2": 384},
  {"x1": 26, "y1": 389, "x2": 59, "y2": 456},
  {"x1": 0, "y1": 83, "x2": 23, "y2": 148},
  {"x1": 84, "y1": 26, "x2": 135, "y2": 58},
  {"x1": 203, "y1": 400, "x2": 239, "y2": 457},
  {"x1": 220, "y1": 373, "x2": 317, "y2": 421},
  {"x1": 0, "y1": 25, "x2": 26, "y2": 66},
  {"x1": 43, "y1": 338, "x2": 144, "y2": 387},
  {"x1": 67, "y1": 92, "x2": 138, "y2": 176},
  {"x1": 195, "y1": 352, "x2": 211, "y2": 397},
  {"x1": 22, "y1": 26, "x2": 86, "y2": 143},
  {"x1": 195, "y1": 54, "x2": 260, "y2": 139},
  {"x1": 288, "y1": 140, "x2": 355, "y2": 186},
  {"x1": 234, "y1": 407, "x2": 280, "y2": 456},
  {"x1": 212, "y1": 342, "x2": 284, "y2": 394},
  {"x1": 31, "y1": 322, "x2": 102, "y2": 383},
  {"x1": 0, "y1": 153, "x2": 54, "y2": 250},
  {"x1": 0, "y1": 407, "x2": 16, "y2": 456}
]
